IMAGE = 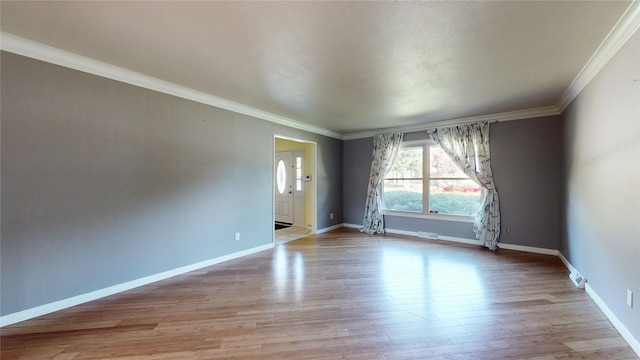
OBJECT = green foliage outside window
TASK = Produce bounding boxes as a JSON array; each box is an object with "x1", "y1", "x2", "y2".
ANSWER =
[
  {"x1": 384, "y1": 190, "x2": 481, "y2": 216},
  {"x1": 383, "y1": 144, "x2": 482, "y2": 217}
]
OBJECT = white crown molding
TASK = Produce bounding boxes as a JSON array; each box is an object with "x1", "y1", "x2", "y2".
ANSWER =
[
  {"x1": 3, "y1": 0, "x2": 638, "y2": 143},
  {"x1": 0, "y1": 32, "x2": 343, "y2": 140},
  {"x1": 343, "y1": 1, "x2": 640, "y2": 141},
  {"x1": 342, "y1": 105, "x2": 561, "y2": 140},
  {"x1": 557, "y1": 1, "x2": 640, "y2": 112},
  {"x1": 0, "y1": 33, "x2": 567, "y2": 142}
]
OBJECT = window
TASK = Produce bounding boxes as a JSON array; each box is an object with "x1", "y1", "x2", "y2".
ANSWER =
[
  {"x1": 383, "y1": 141, "x2": 482, "y2": 218},
  {"x1": 295, "y1": 156, "x2": 302, "y2": 191},
  {"x1": 276, "y1": 159, "x2": 287, "y2": 194}
]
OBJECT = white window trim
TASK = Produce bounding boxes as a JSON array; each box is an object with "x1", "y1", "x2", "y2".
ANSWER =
[
  {"x1": 382, "y1": 139, "x2": 477, "y2": 223},
  {"x1": 383, "y1": 210, "x2": 475, "y2": 223}
]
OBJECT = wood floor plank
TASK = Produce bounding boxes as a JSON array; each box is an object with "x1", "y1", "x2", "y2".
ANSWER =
[
  {"x1": 564, "y1": 337, "x2": 633, "y2": 352},
  {"x1": 1, "y1": 229, "x2": 637, "y2": 359}
]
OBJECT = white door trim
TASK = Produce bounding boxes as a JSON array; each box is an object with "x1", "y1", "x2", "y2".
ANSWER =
[{"x1": 273, "y1": 135, "x2": 317, "y2": 241}]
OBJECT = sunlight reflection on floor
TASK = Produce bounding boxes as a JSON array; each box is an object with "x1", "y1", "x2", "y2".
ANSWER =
[{"x1": 381, "y1": 245, "x2": 487, "y2": 322}]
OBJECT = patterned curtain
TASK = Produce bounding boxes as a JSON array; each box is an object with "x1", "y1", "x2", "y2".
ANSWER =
[
  {"x1": 426, "y1": 122, "x2": 501, "y2": 250},
  {"x1": 360, "y1": 132, "x2": 404, "y2": 234}
]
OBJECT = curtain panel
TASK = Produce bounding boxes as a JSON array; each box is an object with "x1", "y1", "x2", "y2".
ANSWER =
[
  {"x1": 359, "y1": 132, "x2": 404, "y2": 234},
  {"x1": 426, "y1": 122, "x2": 501, "y2": 250}
]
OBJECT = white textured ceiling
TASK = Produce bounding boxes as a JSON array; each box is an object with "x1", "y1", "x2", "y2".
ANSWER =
[{"x1": 0, "y1": 1, "x2": 633, "y2": 136}]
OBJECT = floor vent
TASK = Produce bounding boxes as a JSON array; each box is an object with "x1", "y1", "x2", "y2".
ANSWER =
[{"x1": 569, "y1": 271, "x2": 586, "y2": 289}]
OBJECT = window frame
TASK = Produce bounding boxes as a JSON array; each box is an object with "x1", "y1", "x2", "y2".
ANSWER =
[{"x1": 382, "y1": 140, "x2": 478, "y2": 223}]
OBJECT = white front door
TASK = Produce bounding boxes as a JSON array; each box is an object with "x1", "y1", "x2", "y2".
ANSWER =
[{"x1": 275, "y1": 151, "x2": 294, "y2": 224}]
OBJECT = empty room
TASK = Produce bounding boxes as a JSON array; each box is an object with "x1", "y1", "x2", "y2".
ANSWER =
[{"x1": 1, "y1": 1, "x2": 639, "y2": 359}]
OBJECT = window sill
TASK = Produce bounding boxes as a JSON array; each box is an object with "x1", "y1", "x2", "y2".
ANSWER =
[{"x1": 383, "y1": 210, "x2": 475, "y2": 223}]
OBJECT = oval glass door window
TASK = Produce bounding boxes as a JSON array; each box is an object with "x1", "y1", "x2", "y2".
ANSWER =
[{"x1": 276, "y1": 159, "x2": 287, "y2": 194}]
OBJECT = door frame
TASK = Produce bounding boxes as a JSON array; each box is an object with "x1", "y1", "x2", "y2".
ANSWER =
[{"x1": 273, "y1": 135, "x2": 317, "y2": 242}]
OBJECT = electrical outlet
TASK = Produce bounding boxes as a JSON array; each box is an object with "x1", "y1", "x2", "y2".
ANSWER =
[
  {"x1": 235, "y1": 232, "x2": 240, "y2": 241},
  {"x1": 627, "y1": 289, "x2": 633, "y2": 308},
  {"x1": 330, "y1": 213, "x2": 334, "y2": 220}
]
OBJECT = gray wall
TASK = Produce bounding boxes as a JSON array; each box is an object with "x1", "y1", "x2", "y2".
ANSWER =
[
  {"x1": 0, "y1": 52, "x2": 343, "y2": 316},
  {"x1": 343, "y1": 137, "x2": 373, "y2": 226},
  {"x1": 561, "y1": 30, "x2": 639, "y2": 340},
  {"x1": 491, "y1": 116, "x2": 563, "y2": 249},
  {"x1": 343, "y1": 118, "x2": 564, "y2": 249},
  {"x1": 317, "y1": 138, "x2": 344, "y2": 229}
]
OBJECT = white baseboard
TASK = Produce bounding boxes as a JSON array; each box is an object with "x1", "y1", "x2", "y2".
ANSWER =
[
  {"x1": 385, "y1": 226, "x2": 640, "y2": 355},
  {"x1": 438, "y1": 234, "x2": 482, "y2": 246},
  {"x1": 346, "y1": 224, "x2": 639, "y2": 355},
  {"x1": 558, "y1": 252, "x2": 577, "y2": 274},
  {"x1": 497, "y1": 242, "x2": 560, "y2": 256},
  {"x1": 385, "y1": 227, "x2": 482, "y2": 246},
  {"x1": 343, "y1": 224, "x2": 558, "y2": 255},
  {"x1": 316, "y1": 223, "x2": 344, "y2": 234},
  {"x1": 384, "y1": 227, "x2": 560, "y2": 256},
  {"x1": 11, "y1": 224, "x2": 635, "y2": 356},
  {"x1": 585, "y1": 283, "x2": 640, "y2": 357},
  {"x1": 383, "y1": 227, "x2": 417, "y2": 237},
  {"x1": 557, "y1": 254, "x2": 640, "y2": 357},
  {"x1": 343, "y1": 224, "x2": 479, "y2": 245},
  {"x1": 0, "y1": 243, "x2": 274, "y2": 327}
]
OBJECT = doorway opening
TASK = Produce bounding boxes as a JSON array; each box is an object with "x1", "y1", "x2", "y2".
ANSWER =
[{"x1": 274, "y1": 136, "x2": 317, "y2": 244}]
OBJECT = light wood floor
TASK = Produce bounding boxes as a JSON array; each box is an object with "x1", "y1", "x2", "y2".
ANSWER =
[
  {"x1": 2, "y1": 228, "x2": 637, "y2": 359},
  {"x1": 275, "y1": 225, "x2": 312, "y2": 244}
]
